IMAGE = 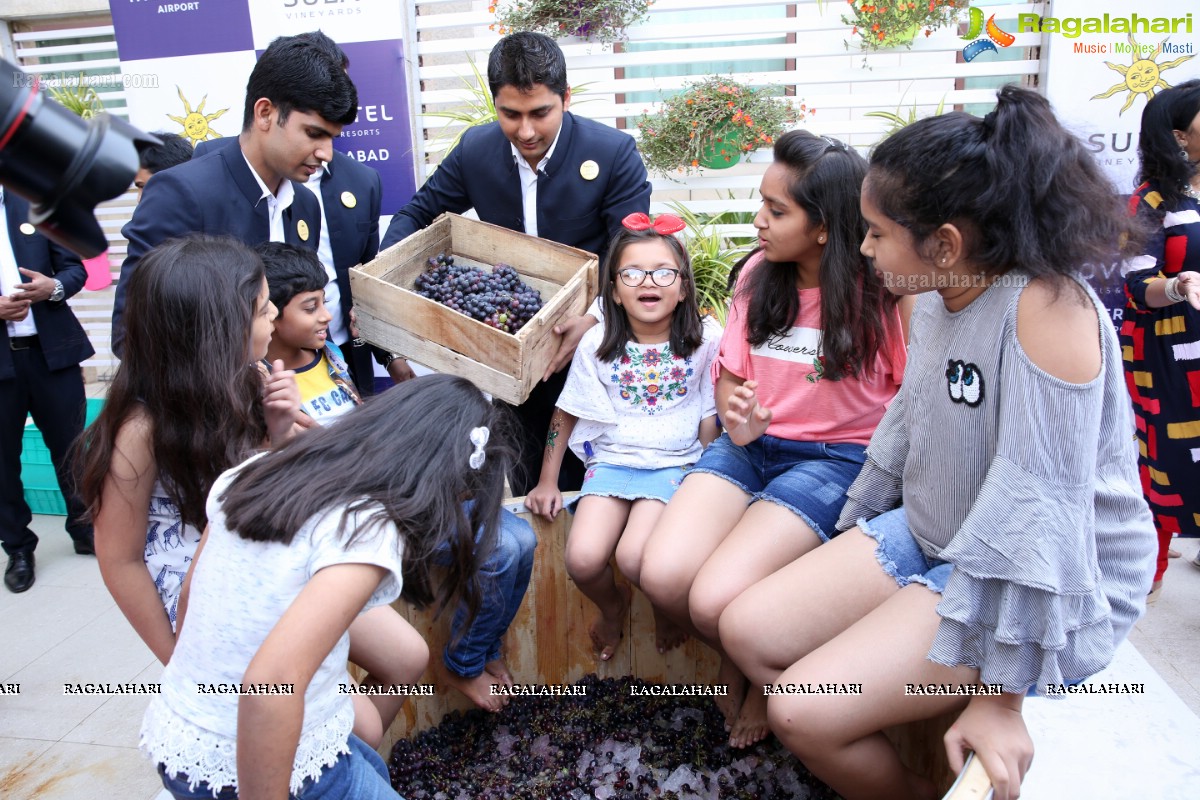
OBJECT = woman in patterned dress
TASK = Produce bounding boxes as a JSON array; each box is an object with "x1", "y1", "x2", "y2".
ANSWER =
[{"x1": 1121, "y1": 79, "x2": 1200, "y2": 600}]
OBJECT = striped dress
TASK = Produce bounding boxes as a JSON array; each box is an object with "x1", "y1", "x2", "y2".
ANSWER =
[
  {"x1": 1120, "y1": 181, "x2": 1200, "y2": 582},
  {"x1": 839, "y1": 272, "x2": 1156, "y2": 694}
]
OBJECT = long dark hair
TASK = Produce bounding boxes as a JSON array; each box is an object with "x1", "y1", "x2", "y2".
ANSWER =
[
  {"x1": 80, "y1": 235, "x2": 268, "y2": 530},
  {"x1": 739, "y1": 130, "x2": 894, "y2": 380},
  {"x1": 1137, "y1": 79, "x2": 1200, "y2": 206},
  {"x1": 868, "y1": 84, "x2": 1140, "y2": 279},
  {"x1": 596, "y1": 228, "x2": 704, "y2": 362},
  {"x1": 218, "y1": 375, "x2": 516, "y2": 625}
]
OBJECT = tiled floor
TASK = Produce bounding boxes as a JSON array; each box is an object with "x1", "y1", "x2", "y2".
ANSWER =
[{"x1": 2, "y1": 516, "x2": 1200, "y2": 799}]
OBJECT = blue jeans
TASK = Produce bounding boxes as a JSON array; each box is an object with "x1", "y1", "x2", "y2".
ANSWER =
[
  {"x1": 438, "y1": 506, "x2": 536, "y2": 678},
  {"x1": 158, "y1": 734, "x2": 399, "y2": 799},
  {"x1": 690, "y1": 433, "x2": 867, "y2": 540}
]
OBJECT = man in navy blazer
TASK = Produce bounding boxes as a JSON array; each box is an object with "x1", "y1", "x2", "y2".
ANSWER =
[
  {"x1": 194, "y1": 141, "x2": 400, "y2": 392},
  {"x1": 111, "y1": 32, "x2": 361, "y2": 355},
  {"x1": 382, "y1": 32, "x2": 651, "y2": 496},
  {"x1": 0, "y1": 189, "x2": 95, "y2": 592},
  {"x1": 194, "y1": 32, "x2": 409, "y2": 393}
]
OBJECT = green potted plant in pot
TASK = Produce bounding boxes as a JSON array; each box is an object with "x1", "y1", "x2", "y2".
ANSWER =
[
  {"x1": 491, "y1": 0, "x2": 652, "y2": 43},
  {"x1": 636, "y1": 77, "x2": 807, "y2": 176},
  {"x1": 43, "y1": 74, "x2": 113, "y2": 290},
  {"x1": 843, "y1": 0, "x2": 968, "y2": 54}
]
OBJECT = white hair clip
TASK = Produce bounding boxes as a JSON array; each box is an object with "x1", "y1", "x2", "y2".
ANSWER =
[{"x1": 468, "y1": 426, "x2": 490, "y2": 470}]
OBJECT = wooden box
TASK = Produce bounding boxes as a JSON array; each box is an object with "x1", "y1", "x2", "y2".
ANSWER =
[
  {"x1": 349, "y1": 214, "x2": 599, "y2": 404},
  {"x1": 371, "y1": 497, "x2": 956, "y2": 795}
]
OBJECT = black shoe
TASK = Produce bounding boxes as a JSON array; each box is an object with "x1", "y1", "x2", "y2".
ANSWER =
[
  {"x1": 4, "y1": 551, "x2": 35, "y2": 593},
  {"x1": 72, "y1": 533, "x2": 95, "y2": 556}
]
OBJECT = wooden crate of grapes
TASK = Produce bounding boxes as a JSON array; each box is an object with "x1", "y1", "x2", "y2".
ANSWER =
[{"x1": 350, "y1": 213, "x2": 599, "y2": 404}]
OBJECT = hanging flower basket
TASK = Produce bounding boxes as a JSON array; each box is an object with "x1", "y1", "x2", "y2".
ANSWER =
[
  {"x1": 697, "y1": 122, "x2": 745, "y2": 170},
  {"x1": 842, "y1": 0, "x2": 968, "y2": 54},
  {"x1": 490, "y1": 0, "x2": 652, "y2": 44},
  {"x1": 636, "y1": 77, "x2": 809, "y2": 177}
]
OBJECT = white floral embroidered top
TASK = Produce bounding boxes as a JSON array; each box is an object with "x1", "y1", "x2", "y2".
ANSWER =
[
  {"x1": 140, "y1": 456, "x2": 404, "y2": 794},
  {"x1": 557, "y1": 318, "x2": 720, "y2": 469}
]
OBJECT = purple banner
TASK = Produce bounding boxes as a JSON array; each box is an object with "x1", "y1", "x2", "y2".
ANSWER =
[
  {"x1": 109, "y1": 0, "x2": 253, "y2": 62},
  {"x1": 337, "y1": 39, "x2": 416, "y2": 217}
]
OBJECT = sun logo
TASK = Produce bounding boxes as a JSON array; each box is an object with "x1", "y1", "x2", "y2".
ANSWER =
[
  {"x1": 1092, "y1": 34, "x2": 1195, "y2": 114},
  {"x1": 960, "y1": 6, "x2": 1015, "y2": 63},
  {"x1": 168, "y1": 86, "x2": 229, "y2": 146}
]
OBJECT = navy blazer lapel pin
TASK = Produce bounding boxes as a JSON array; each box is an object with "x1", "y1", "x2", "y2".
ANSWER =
[{"x1": 579, "y1": 160, "x2": 599, "y2": 181}]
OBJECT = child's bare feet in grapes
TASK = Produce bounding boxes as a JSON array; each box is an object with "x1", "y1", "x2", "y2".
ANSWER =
[
  {"x1": 434, "y1": 659, "x2": 509, "y2": 712},
  {"x1": 589, "y1": 583, "x2": 631, "y2": 661},
  {"x1": 728, "y1": 686, "x2": 770, "y2": 749},
  {"x1": 715, "y1": 655, "x2": 746, "y2": 732},
  {"x1": 484, "y1": 657, "x2": 513, "y2": 686},
  {"x1": 653, "y1": 606, "x2": 688, "y2": 654}
]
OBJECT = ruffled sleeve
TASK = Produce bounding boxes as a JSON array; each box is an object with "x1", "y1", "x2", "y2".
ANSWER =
[
  {"x1": 1122, "y1": 183, "x2": 1168, "y2": 314},
  {"x1": 557, "y1": 326, "x2": 618, "y2": 463},
  {"x1": 926, "y1": 304, "x2": 1153, "y2": 695}
]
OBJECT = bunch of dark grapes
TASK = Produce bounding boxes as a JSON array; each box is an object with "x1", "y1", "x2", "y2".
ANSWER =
[
  {"x1": 413, "y1": 252, "x2": 544, "y2": 334},
  {"x1": 388, "y1": 674, "x2": 839, "y2": 799}
]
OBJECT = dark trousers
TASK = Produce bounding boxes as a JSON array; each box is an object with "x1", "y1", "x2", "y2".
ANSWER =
[
  {"x1": 0, "y1": 342, "x2": 90, "y2": 555},
  {"x1": 508, "y1": 367, "x2": 584, "y2": 497}
]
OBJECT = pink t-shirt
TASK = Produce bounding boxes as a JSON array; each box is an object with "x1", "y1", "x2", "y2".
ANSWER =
[{"x1": 712, "y1": 253, "x2": 906, "y2": 445}]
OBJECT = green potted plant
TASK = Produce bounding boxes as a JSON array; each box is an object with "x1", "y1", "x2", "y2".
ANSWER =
[
  {"x1": 843, "y1": 0, "x2": 967, "y2": 54},
  {"x1": 491, "y1": 0, "x2": 652, "y2": 43},
  {"x1": 670, "y1": 200, "x2": 755, "y2": 326},
  {"x1": 43, "y1": 74, "x2": 112, "y2": 289},
  {"x1": 865, "y1": 95, "x2": 947, "y2": 139},
  {"x1": 636, "y1": 77, "x2": 807, "y2": 176},
  {"x1": 44, "y1": 73, "x2": 105, "y2": 119}
]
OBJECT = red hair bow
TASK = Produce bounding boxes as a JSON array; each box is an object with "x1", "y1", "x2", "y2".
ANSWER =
[{"x1": 621, "y1": 212, "x2": 686, "y2": 236}]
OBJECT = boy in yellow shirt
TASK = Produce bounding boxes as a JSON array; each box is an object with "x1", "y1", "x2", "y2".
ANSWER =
[{"x1": 256, "y1": 242, "x2": 361, "y2": 423}]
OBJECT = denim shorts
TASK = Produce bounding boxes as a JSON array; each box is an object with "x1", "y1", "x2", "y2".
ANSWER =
[
  {"x1": 856, "y1": 507, "x2": 953, "y2": 593},
  {"x1": 571, "y1": 462, "x2": 687, "y2": 508},
  {"x1": 158, "y1": 733, "x2": 398, "y2": 800},
  {"x1": 689, "y1": 432, "x2": 867, "y2": 540}
]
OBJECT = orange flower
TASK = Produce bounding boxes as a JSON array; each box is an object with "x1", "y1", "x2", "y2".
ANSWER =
[
  {"x1": 872, "y1": 23, "x2": 880, "y2": 31},
  {"x1": 877, "y1": 31, "x2": 885, "y2": 40},
  {"x1": 691, "y1": 159, "x2": 699, "y2": 167}
]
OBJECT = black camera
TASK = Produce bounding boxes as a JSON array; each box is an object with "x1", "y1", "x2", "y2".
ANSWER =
[{"x1": 0, "y1": 59, "x2": 159, "y2": 257}]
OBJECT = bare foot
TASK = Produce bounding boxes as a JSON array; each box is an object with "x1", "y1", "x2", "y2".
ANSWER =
[
  {"x1": 588, "y1": 583, "x2": 631, "y2": 661},
  {"x1": 715, "y1": 655, "x2": 746, "y2": 732},
  {"x1": 484, "y1": 657, "x2": 514, "y2": 686},
  {"x1": 653, "y1": 606, "x2": 688, "y2": 654},
  {"x1": 728, "y1": 686, "x2": 769, "y2": 749},
  {"x1": 434, "y1": 660, "x2": 509, "y2": 712}
]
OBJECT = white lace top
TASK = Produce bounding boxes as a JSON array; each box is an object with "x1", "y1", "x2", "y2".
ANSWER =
[
  {"x1": 140, "y1": 458, "x2": 404, "y2": 794},
  {"x1": 144, "y1": 481, "x2": 202, "y2": 632}
]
